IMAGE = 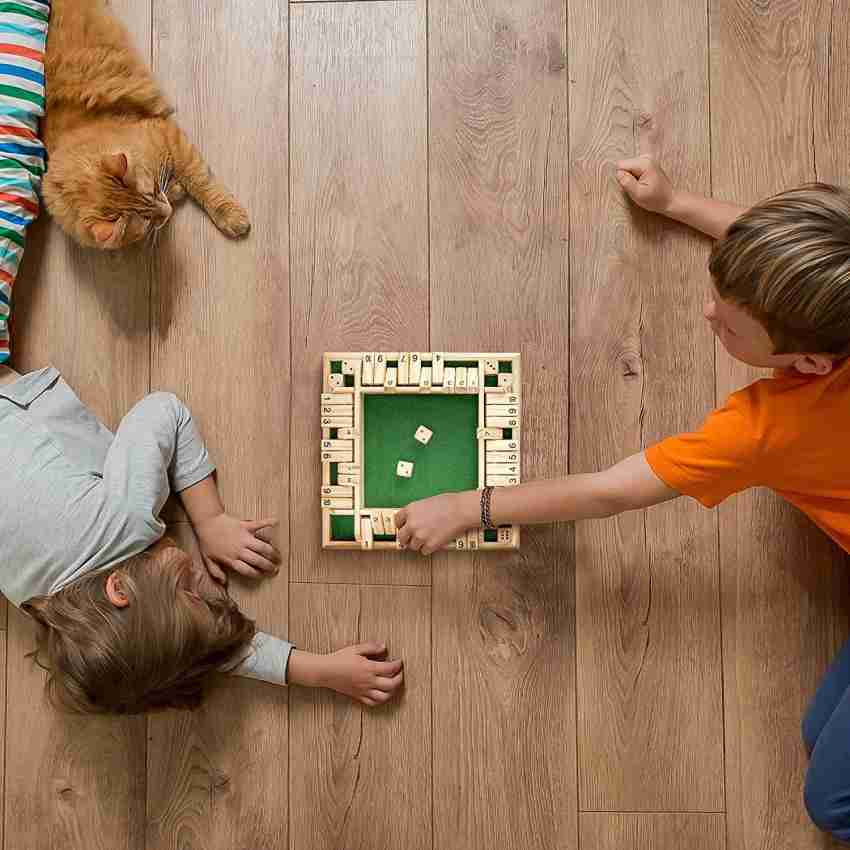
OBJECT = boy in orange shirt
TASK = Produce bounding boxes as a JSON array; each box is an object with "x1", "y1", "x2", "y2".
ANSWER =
[{"x1": 394, "y1": 157, "x2": 850, "y2": 843}]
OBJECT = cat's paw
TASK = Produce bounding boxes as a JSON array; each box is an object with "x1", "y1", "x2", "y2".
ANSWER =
[
  {"x1": 211, "y1": 201, "x2": 250, "y2": 239},
  {"x1": 166, "y1": 181, "x2": 186, "y2": 204}
]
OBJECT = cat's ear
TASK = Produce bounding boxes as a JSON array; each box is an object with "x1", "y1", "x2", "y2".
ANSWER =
[
  {"x1": 89, "y1": 220, "x2": 116, "y2": 243},
  {"x1": 101, "y1": 152, "x2": 128, "y2": 180}
]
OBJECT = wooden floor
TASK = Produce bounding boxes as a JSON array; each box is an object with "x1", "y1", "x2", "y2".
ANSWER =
[{"x1": 4, "y1": 1, "x2": 849, "y2": 848}]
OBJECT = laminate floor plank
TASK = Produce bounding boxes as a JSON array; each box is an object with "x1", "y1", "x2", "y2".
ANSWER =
[
  {"x1": 289, "y1": 583, "x2": 430, "y2": 850},
  {"x1": 711, "y1": 1, "x2": 850, "y2": 847},
  {"x1": 146, "y1": 3, "x2": 290, "y2": 849},
  {"x1": 429, "y1": 1, "x2": 575, "y2": 847},
  {"x1": 569, "y1": 0, "x2": 723, "y2": 812},
  {"x1": 289, "y1": 0, "x2": 429, "y2": 586},
  {"x1": 5, "y1": 4, "x2": 152, "y2": 848}
]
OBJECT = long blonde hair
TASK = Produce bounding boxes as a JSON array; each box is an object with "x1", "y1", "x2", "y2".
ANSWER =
[{"x1": 22, "y1": 541, "x2": 255, "y2": 714}]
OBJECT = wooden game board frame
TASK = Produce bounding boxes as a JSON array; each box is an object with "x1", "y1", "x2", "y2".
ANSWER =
[{"x1": 320, "y1": 351, "x2": 522, "y2": 551}]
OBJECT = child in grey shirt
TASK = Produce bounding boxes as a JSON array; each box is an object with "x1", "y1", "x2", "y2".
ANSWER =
[{"x1": 1, "y1": 365, "x2": 403, "y2": 714}]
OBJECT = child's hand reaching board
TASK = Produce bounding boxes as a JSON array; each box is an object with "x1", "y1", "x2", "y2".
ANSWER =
[{"x1": 395, "y1": 491, "x2": 477, "y2": 556}]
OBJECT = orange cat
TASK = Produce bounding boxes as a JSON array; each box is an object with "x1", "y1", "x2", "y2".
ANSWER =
[{"x1": 43, "y1": 0, "x2": 249, "y2": 250}]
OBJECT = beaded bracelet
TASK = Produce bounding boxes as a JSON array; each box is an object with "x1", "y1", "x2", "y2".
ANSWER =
[{"x1": 480, "y1": 486, "x2": 495, "y2": 529}]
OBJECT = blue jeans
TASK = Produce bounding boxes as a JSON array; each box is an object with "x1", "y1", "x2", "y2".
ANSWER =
[{"x1": 803, "y1": 635, "x2": 850, "y2": 843}]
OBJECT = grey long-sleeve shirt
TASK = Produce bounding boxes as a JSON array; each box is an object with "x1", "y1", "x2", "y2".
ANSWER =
[{"x1": 0, "y1": 366, "x2": 293, "y2": 685}]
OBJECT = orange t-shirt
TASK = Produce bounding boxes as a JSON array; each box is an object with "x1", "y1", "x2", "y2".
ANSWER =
[{"x1": 645, "y1": 357, "x2": 850, "y2": 554}]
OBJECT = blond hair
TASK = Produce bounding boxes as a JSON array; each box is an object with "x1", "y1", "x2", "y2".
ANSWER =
[
  {"x1": 22, "y1": 542, "x2": 255, "y2": 714},
  {"x1": 709, "y1": 183, "x2": 850, "y2": 355}
]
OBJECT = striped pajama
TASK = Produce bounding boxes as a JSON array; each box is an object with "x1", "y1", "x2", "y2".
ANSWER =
[{"x1": 0, "y1": 0, "x2": 47, "y2": 363}]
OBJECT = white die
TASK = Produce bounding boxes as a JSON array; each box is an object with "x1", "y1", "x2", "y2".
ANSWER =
[
  {"x1": 414, "y1": 425, "x2": 433, "y2": 445},
  {"x1": 396, "y1": 460, "x2": 414, "y2": 478}
]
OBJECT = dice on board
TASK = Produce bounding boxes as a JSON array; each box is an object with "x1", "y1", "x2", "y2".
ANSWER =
[
  {"x1": 396, "y1": 460, "x2": 414, "y2": 478},
  {"x1": 414, "y1": 425, "x2": 433, "y2": 445}
]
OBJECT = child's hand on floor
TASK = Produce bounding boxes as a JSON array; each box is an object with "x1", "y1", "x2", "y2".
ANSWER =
[
  {"x1": 194, "y1": 513, "x2": 280, "y2": 582},
  {"x1": 287, "y1": 643, "x2": 404, "y2": 706},
  {"x1": 395, "y1": 492, "x2": 476, "y2": 555},
  {"x1": 615, "y1": 155, "x2": 675, "y2": 214}
]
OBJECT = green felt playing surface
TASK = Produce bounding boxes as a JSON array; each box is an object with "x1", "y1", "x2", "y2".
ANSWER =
[{"x1": 363, "y1": 393, "x2": 478, "y2": 508}]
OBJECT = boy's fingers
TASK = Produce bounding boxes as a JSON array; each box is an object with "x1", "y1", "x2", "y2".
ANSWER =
[
  {"x1": 616, "y1": 170, "x2": 640, "y2": 193},
  {"x1": 230, "y1": 559, "x2": 263, "y2": 579},
  {"x1": 614, "y1": 156, "x2": 651, "y2": 176},
  {"x1": 370, "y1": 658, "x2": 403, "y2": 677},
  {"x1": 373, "y1": 671, "x2": 404, "y2": 692},
  {"x1": 354, "y1": 641, "x2": 387, "y2": 657},
  {"x1": 367, "y1": 689, "x2": 392, "y2": 704},
  {"x1": 240, "y1": 549, "x2": 277, "y2": 574},
  {"x1": 245, "y1": 518, "x2": 277, "y2": 533},
  {"x1": 394, "y1": 508, "x2": 407, "y2": 528},
  {"x1": 246, "y1": 537, "x2": 280, "y2": 563},
  {"x1": 397, "y1": 525, "x2": 412, "y2": 546}
]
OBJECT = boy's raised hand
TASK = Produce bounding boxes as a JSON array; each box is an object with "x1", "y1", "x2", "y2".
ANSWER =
[
  {"x1": 195, "y1": 513, "x2": 280, "y2": 582},
  {"x1": 615, "y1": 155, "x2": 675, "y2": 214}
]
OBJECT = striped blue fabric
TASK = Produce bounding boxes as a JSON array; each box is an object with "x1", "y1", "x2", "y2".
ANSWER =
[{"x1": 0, "y1": 0, "x2": 47, "y2": 363}]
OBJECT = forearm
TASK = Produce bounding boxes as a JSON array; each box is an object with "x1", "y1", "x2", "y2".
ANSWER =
[
  {"x1": 469, "y1": 474, "x2": 625, "y2": 528},
  {"x1": 179, "y1": 473, "x2": 224, "y2": 527},
  {"x1": 665, "y1": 190, "x2": 748, "y2": 240},
  {"x1": 285, "y1": 649, "x2": 327, "y2": 688},
  {"x1": 453, "y1": 452, "x2": 677, "y2": 529}
]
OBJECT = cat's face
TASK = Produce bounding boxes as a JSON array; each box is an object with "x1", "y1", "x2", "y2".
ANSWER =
[{"x1": 43, "y1": 150, "x2": 174, "y2": 250}]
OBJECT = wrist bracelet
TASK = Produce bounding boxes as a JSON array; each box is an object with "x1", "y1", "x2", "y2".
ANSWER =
[{"x1": 480, "y1": 486, "x2": 495, "y2": 529}]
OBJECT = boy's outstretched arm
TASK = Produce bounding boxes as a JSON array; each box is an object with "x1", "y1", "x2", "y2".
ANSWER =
[
  {"x1": 615, "y1": 155, "x2": 747, "y2": 240},
  {"x1": 395, "y1": 452, "x2": 679, "y2": 555}
]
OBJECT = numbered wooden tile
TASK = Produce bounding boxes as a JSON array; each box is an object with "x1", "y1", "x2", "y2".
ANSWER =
[
  {"x1": 321, "y1": 485, "x2": 354, "y2": 497},
  {"x1": 487, "y1": 475, "x2": 519, "y2": 486},
  {"x1": 443, "y1": 367, "x2": 456, "y2": 391},
  {"x1": 322, "y1": 393, "x2": 354, "y2": 405},
  {"x1": 398, "y1": 352, "x2": 411, "y2": 385},
  {"x1": 361, "y1": 517, "x2": 374, "y2": 550},
  {"x1": 321, "y1": 416, "x2": 354, "y2": 428},
  {"x1": 485, "y1": 416, "x2": 519, "y2": 428},
  {"x1": 362, "y1": 353, "x2": 375, "y2": 385},
  {"x1": 432, "y1": 352, "x2": 445, "y2": 384},
  {"x1": 487, "y1": 439, "x2": 519, "y2": 452},
  {"x1": 477, "y1": 427, "x2": 503, "y2": 439},
  {"x1": 374, "y1": 353, "x2": 387, "y2": 384}
]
